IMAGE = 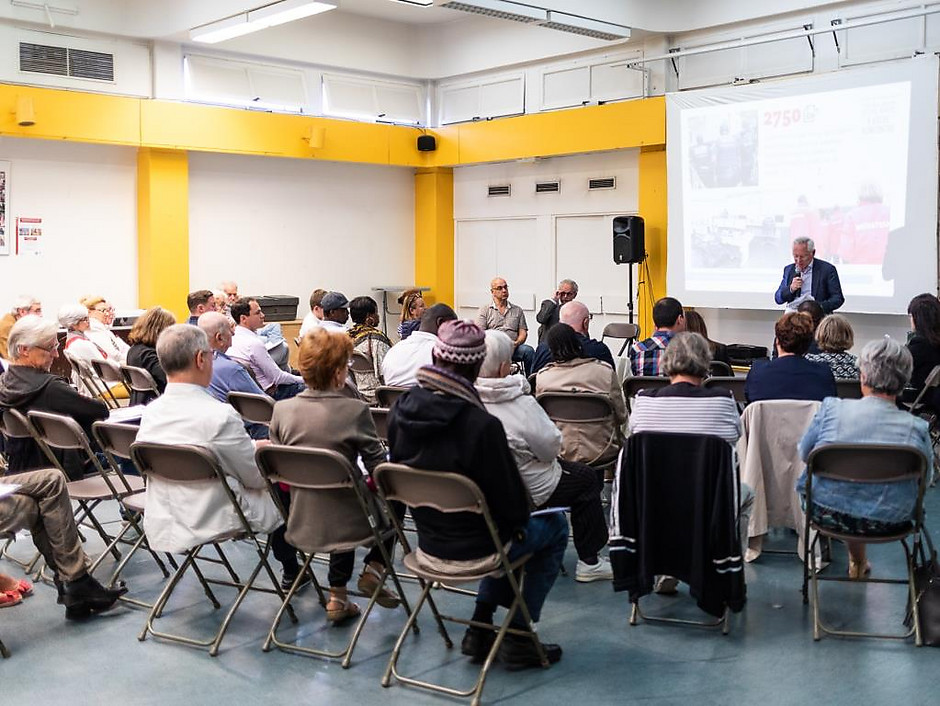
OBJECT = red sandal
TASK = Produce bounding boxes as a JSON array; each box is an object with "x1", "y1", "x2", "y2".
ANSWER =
[{"x1": 0, "y1": 590, "x2": 22, "y2": 608}]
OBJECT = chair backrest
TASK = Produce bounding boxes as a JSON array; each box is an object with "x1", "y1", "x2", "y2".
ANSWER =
[
  {"x1": 91, "y1": 358, "x2": 124, "y2": 385},
  {"x1": 709, "y1": 360, "x2": 733, "y2": 377},
  {"x1": 64, "y1": 351, "x2": 105, "y2": 398},
  {"x1": 349, "y1": 350, "x2": 374, "y2": 374},
  {"x1": 376, "y1": 385, "x2": 408, "y2": 408},
  {"x1": 370, "y1": 407, "x2": 390, "y2": 442},
  {"x1": 807, "y1": 443, "x2": 926, "y2": 485},
  {"x1": 255, "y1": 445, "x2": 355, "y2": 491},
  {"x1": 130, "y1": 441, "x2": 220, "y2": 483},
  {"x1": 623, "y1": 375, "x2": 671, "y2": 410},
  {"x1": 1, "y1": 409, "x2": 65, "y2": 472},
  {"x1": 92, "y1": 420, "x2": 140, "y2": 460},
  {"x1": 835, "y1": 378, "x2": 863, "y2": 399},
  {"x1": 374, "y1": 463, "x2": 484, "y2": 515},
  {"x1": 227, "y1": 391, "x2": 275, "y2": 425},
  {"x1": 601, "y1": 322, "x2": 641, "y2": 356},
  {"x1": 121, "y1": 365, "x2": 160, "y2": 395},
  {"x1": 908, "y1": 364, "x2": 940, "y2": 412},
  {"x1": 703, "y1": 376, "x2": 747, "y2": 403},
  {"x1": 536, "y1": 391, "x2": 613, "y2": 423}
]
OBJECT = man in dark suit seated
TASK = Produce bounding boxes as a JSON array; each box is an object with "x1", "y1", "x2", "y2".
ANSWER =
[
  {"x1": 745, "y1": 311, "x2": 836, "y2": 403},
  {"x1": 531, "y1": 301, "x2": 614, "y2": 374},
  {"x1": 774, "y1": 236, "x2": 844, "y2": 314},
  {"x1": 536, "y1": 278, "x2": 578, "y2": 345}
]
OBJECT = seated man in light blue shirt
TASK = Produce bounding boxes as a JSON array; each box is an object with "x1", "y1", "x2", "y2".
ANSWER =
[{"x1": 198, "y1": 311, "x2": 269, "y2": 440}]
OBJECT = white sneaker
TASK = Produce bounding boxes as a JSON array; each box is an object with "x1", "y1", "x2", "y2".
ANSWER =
[
  {"x1": 653, "y1": 575, "x2": 679, "y2": 594},
  {"x1": 575, "y1": 556, "x2": 613, "y2": 583}
]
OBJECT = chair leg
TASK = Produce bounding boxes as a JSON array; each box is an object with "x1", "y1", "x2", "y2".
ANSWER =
[
  {"x1": 209, "y1": 552, "x2": 269, "y2": 657},
  {"x1": 140, "y1": 548, "x2": 198, "y2": 641},
  {"x1": 262, "y1": 553, "x2": 318, "y2": 653},
  {"x1": 0, "y1": 635, "x2": 9, "y2": 659},
  {"x1": 382, "y1": 580, "x2": 434, "y2": 688},
  {"x1": 212, "y1": 544, "x2": 241, "y2": 583},
  {"x1": 188, "y1": 552, "x2": 222, "y2": 611}
]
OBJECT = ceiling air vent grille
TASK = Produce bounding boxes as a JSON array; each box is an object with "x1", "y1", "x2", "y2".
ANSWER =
[
  {"x1": 589, "y1": 177, "x2": 617, "y2": 190},
  {"x1": 535, "y1": 180, "x2": 560, "y2": 194},
  {"x1": 19, "y1": 42, "x2": 114, "y2": 82},
  {"x1": 488, "y1": 184, "x2": 511, "y2": 197}
]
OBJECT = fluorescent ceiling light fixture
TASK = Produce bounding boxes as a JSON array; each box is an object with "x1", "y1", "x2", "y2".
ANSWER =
[
  {"x1": 388, "y1": 0, "x2": 433, "y2": 6},
  {"x1": 439, "y1": 0, "x2": 547, "y2": 24},
  {"x1": 542, "y1": 10, "x2": 630, "y2": 41},
  {"x1": 191, "y1": 0, "x2": 338, "y2": 44}
]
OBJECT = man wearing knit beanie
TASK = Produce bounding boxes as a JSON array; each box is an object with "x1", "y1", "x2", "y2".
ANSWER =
[{"x1": 388, "y1": 319, "x2": 568, "y2": 670}]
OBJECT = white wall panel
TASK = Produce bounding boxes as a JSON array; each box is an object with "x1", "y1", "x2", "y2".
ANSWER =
[
  {"x1": 188, "y1": 153, "x2": 414, "y2": 319},
  {"x1": 0, "y1": 139, "x2": 137, "y2": 314}
]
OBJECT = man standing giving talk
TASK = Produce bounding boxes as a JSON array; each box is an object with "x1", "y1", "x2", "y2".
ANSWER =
[{"x1": 774, "y1": 236, "x2": 844, "y2": 314}]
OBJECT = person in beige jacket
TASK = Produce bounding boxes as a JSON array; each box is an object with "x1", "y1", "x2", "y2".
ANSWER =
[
  {"x1": 269, "y1": 327, "x2": 399, "y2": 624},
  {"x1": 534, "y1": 323, "x2": 626, "y2": 467}
]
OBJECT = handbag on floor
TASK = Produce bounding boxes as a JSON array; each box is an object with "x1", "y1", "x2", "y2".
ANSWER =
[{"x1": 906, "y1": 529, "x2": 940, "y2": 647}]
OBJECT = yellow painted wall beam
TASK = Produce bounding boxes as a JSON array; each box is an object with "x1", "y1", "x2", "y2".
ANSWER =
[
  {"x1": 414, "y1": 168, "x2": 455, "y2": 307},
  {"x1": 637, "y1": 147, "x2": 668, "y2": 337},
  {"x1": 138, "y1": 148, "x2": 190, "y2": 320}
]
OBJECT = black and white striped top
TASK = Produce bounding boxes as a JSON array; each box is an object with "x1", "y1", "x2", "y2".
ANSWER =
[{"x1": 627, "y1": 382, "x2": 741, "y2": 444}]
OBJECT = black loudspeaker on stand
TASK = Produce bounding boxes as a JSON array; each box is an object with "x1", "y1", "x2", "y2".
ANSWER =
[{"x1": 612, "y1": 215, "x2": 645, "y2": 325}]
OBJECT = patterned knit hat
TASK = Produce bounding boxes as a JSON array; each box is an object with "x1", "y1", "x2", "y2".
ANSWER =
[{"x1": 433, "y1": 320, "x2": 486, "y2": 365}]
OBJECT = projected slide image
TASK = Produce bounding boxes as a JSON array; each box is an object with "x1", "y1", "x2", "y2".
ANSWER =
[{"x1": 687, "y1": 111, "x2": 759, "y2": 189}]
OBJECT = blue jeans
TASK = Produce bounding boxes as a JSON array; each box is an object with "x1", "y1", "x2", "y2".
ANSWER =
[
  {"x1": 476, "y1": 512, "x2": 568, "y2": 623},
  {"x1": 512, "y1": 344, "x2": 536, "y2": 377},
  {"x1": 271, "y1": 381, "x2": 306, "y2": 400}
]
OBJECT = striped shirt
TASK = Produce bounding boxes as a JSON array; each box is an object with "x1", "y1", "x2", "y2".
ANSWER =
[{"x1": 628, "y1": 382, "x2": 741, "y2": 444}]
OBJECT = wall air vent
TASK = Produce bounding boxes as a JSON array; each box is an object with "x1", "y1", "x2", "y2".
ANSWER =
[
  {"x1": 19, "y1": 42, "x2": 114, "y2": 82},
  {"x1": 589, "y1": 177, "x2": 616, "y2": 190},
  {"x1": 440, "y1": 1, "x2": 546, "y2": 24},
  {"x1": 535, "y1": 180, "x2": 560, "y2": 194},
  {"x1": 488, "y1": 184, "x2": 511, "y2": 197}
]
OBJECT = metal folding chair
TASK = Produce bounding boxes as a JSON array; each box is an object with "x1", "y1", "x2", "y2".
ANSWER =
[
  {"x1": 703, "y1": 375, "x2": 747, "y2": 410},
  {"x1": 801, "y1": 443, "x2": 927, "y2": 645},
  {"x1": 64, "y1": 351, "x2": 110, "y2": 402},
  {"x1": 370, "y1": 407, "x2": 390, "y2": 444},
  {"x1": 89, "y1": 421, "x2": 173, "y2": 597},
  {"x1": 226, "y1": 391, "x2": 275, "y2": 426},
  {"x1": 90, "y1": 358, "x2": 126, "y2": 409},
  {"x1": 255, "y1": 445, "x2": 413, "y2": 667},
  {"x1": 835, "y1": 378, "x2": 863, "y2": 399},
  {"x1": 601, "y1": 322, "x2": 640, "y2": 356},
  {"x1": 120, "y1": 364, "x2": 161, "y2": 401},
  {"x1": 376, "y1": 385, "x2": 408, "y2": 409},
  {"x1": 131, "y1": 442, "x2": 296, "y2": 656},
  {"x1": 374, "y1": 462, "x2": 548, "y2": 706},
  {"x1": 0, "y1": 631, "x2": 8, "y2": 658},
  {"x1": 622, "y1": 375, "x2": 671, "y2": 413},
  {"x1": 708, "y1": 360, "x2": 733, "y2": 377},
  {"x1": 536, "y1": 390, "x2": 620, "y2": 470}
]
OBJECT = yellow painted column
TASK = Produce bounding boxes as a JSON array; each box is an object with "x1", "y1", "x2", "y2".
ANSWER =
[
  {"x1": 414, "y1": 167, "x2": 455, "y2": 307},
  {"x1": 137, "y1": 148, "x2": 189, "y2": 321},
  {"x1": 637, "y1": 147, "x2": 668, "y2": 338}
]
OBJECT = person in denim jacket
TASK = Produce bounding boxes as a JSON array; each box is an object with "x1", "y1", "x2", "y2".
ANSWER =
[{"x1": 797, "y1": 337, "x2": 932, "y2": 579}]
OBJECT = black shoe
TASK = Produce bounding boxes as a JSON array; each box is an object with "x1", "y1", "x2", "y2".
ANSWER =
[
  {"x1": 63, "y1": 574, "x2": 127, "y2": 613},
  {"x1": 461, "y1": 626, "x2": 496, "y2": 662},
  {"x1": 54, "y1": 577, "x2": 66, "y2": 605},
  {"x1": 281, "y1": 569, "x2": 311, "y2": 593},
  {"x1": 498, "y1": 633, "x2": 562, "y2": 671}
]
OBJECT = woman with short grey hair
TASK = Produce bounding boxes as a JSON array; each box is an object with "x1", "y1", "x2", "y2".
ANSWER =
[
  {"x1": 7, "y1": 315, "x2": 57, "y2": 359},
  {"x1": 798, "y1": 336, "x2": 932, "y2": 579},
  {"x1": 661, "y1": 330, "x2": 712, "y2": 379},
  {"x1": 59, "y1": 303, "x2": 127, "y2": 399}
]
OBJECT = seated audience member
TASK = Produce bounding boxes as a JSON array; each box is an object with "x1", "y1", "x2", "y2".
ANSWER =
[
  {"x1": 270, "y1": 328, "x2": 401, "y2": 621},
  {"x1": 531, "y1": 300, "x2": 614, "y2": 375},
  {"x1": 211, "y1": 290, "x2": 228, "y2": 318},
  {"x1": 536, "y1": 278, "x2": 578, "y2": 345},
  {"x1": 347, "y1": 296, "x2": 392, "y2": 405},
  {"x1": 220, "y1": 280, "x2": 239, "y2": 310},
  {"x1": 381, "y1": 303, "x2": 457, "y2": 387},
  {"x1": 535, "y1": 323, "x2": 627, "y2": 467},
  {"x1": 745, "y1": 312, "x2": 836, "y2": 403},
  {"x1": 797, "y1": 300, "x2": 825, "y2": 355},
  {"x1": 906, "y1": 293, "x2": 940, "y2": 409},
  {"x1": 0, "y1": 316, "x2": 108, "y2": 479},
  {"x1": 629, "y1": 297, "x2": 686, "y2": 376},
  {"x1": 299, "y1": 288, "x2": 327, "y2": 337},
  {"x1": 397, "y1": 289, "x2": 426, "y2": 341},
  {"x1": 135, "y1": 324, "x2": 283, "y2": 557},
  {"x1": 198, "y1": 312, "x2": 268, "y2": 439},
  {"x1": 59, "y1": 304, "x2": 127, "y2": 400},
  {"x1": 81, "y1": 295, "x2": 129, "y2": 363},
  {"x1": 797, "y1": 337, "x2": 932, "y2": 578},
  {"x1": 627, "y1": 331, "x2": 753, "y2": 593},
  {"x1": 389, "y1": 320, "x2": 567, "y2": 668},
  {"x1": 228, "y1": 298, "x2": 305, "y2": 400},
  {"x1": 475, "y1": 277, "x2": 536, "y2": 376},
  {"x1": 0, "y1": 467, "x2": 127, "y2": 617},
  {"x1": 683, "y1": 310, "x2": 731, "y2": 367},
  {"x1": 320, "y1": 292, "x2": 350, "y2": 331},
  {"x1": 186, "y1": 289, "x2": 217, "y2": 325},
  {"x1": 0, "y1": 296, "x2": 42, "y2": 360},
  {"x1": 476, "y1": 330, "x2": 612, "y2": 583},
  {"x1": 126, "y1": 307, "x2": 176, "y2": 406},
  {"x1": 221, "y1": 284, "x2": 291, "y2": 366},
  {"x1": 805, "y1": 313, "x2": 859, "y2": 379}
]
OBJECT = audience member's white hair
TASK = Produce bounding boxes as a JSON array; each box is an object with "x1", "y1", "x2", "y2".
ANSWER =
[
  {"x1": 8, "y1": 315, "x2": 57, "y2": 359},
  {"x1": 57, "y1": 303, "x2": 89, "y2": 330},
  {"x1": 197, "y1": 311, "x2": 231, "y2": 338},
  {"x1": 156, "y1": 324, "x2": 211, "y2": 375},
  {"x1": 479, "y1": 329, "x2": 514, "y2": 378},
  {"x1": 859, "y1": 337, "x2": 912, "y2": 396},
  {"x1": 11, "y1": 295, "x2": 39, "y2": 315},
  {"x1": 661, "y1": 331, "x2": 712, "y2": 379}
]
